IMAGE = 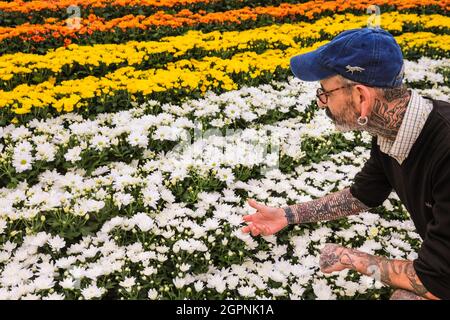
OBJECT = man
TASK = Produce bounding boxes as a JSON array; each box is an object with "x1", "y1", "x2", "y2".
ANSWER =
[{"x1": 241, "y1": 27, "x2": 450, "y2": 300}]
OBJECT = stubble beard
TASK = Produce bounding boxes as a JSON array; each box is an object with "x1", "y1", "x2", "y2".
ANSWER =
[{"x1": 325, "y1": 98, "x2": 359, "y2": 133}]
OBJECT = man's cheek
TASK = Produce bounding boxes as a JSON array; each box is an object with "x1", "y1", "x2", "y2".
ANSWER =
[{"x1": 325, "y1": 107, "x2": 335, "y2": 120}]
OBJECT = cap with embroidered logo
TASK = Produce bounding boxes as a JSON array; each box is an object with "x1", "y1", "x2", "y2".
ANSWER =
[{"x1": 289, "y1": 27, "x2": 405, "y2": 88}]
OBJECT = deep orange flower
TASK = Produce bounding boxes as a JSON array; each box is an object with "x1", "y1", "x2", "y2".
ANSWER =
[
  {"x1": 0, "y1": 0, "x2": 448, "y2": 44},
  {"x1": 0, "y1": 0, "x2": 222, "y2": 13}
]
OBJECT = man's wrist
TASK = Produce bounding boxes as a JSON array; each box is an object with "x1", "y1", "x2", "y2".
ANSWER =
[{"x1": 282, "y1": 206, "x2": 295, "y2": 225}]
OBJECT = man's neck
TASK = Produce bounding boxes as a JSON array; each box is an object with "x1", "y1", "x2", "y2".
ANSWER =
[{"x1": 366, "y1": 89, "x2": 411, "y2": 141}]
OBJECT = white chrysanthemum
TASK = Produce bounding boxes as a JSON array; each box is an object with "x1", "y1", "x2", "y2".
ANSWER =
[
  {"x1": 10, "y1": 126, "x2": 32, "y2": 141},
  {"x1": 38, "y1": 261, "x2": 57, "y2": 277},
  {"x1": 290, "y1": 283, "x2": 306, "y2": 297},
  {"x1": 312, "y1": 279, "x2": 336, "y2": 300},
  {"x1": 153, "y1": 125, "x2": 179, "y2": 142},
  {"x1": 207, "y1": 274, "x2": 226, "y2": 294},
  {"x1": 194, "y1": 281, "x2": 204, "y2": 292},
  {"x1": 225, "y1": 276, "x2": 239, "y2": 290},
  {"x1": 64, "y1": 146, "x2": 83, "y2": 163},
  {"x1": 169, "y1": 166, "x2": 188, "y2": 180},
  {"x1": 142, "y1": 266, "x2": 157, "y2": 277},
  {"x1": 0, "y1": 251, "x2": 10, "y2": 263},
  {"x1": 33, "y1": 276, "x2": 55, "y2": 291},
  {"x1": 216, "y1": 168, "x2": 235, "y2": 184},
  {"x1": 224, "y1": 104, "x2": 241, "y2": 120},
  {"x1": 59, "y1": 278, "x2": 76, "y2": 290},
  {"x1": 385, "y1": 245, "x2": 404, "y2": 259},
  {"x1": 173, "y1": 277, "x2": 186, "y2": 289},
  {"x1": 81, "y1": 284, "x2": 105, "y2": 299},
  {"x1": 12, "y1": 151, "x2": 33, "y2": 173},
  {"x1": 91, "y1": 134, "x2": 111, "y2": 151},
  {"x1": 237, "y1": 285, "x2": 256, "y2": 298},
  {"x1": 210, "y1": 118, "x2": 225, "y2": 128},
  {"x1": 272, "y1": 244, "x2": 288, "y2": 257},
  {"x1": 335, "y1": 229, "x2": 357, "y2": 241},
  {"x1": 242, "y1": 111, "x2": 258, "y2": 122},
  {"x1": 24, "y1": 232, "x2": 50, "y2": 247},
  {"x1": 359, "y1": 275, "x2": 376, "y2": 292},
  {"x1": 15, "y1": 140, "x2": 33, "y2": 153},
  {"x1": 179, "y1": 263, "x2": 190, "y2": 272},
  {"x1": 358, "y1": 239, "x2": 382, "y2": 254},
  {"x1": 269, "y1": 287, "x2": 287, "y2": 297},
  {"x1": 75, "y1": 199, "x2": 105, "y2": 215},
  {"x1": 82, "y1": 247, "x2": 98, "y2": 259},
  {"x1": 173, "y1": 239, "x2": 208, "y2": 254},
  {"x1": 55, "y1": 256, "x2": 76, "y2": 270},
  {"x1": 47, "y1": 235, "x2": 66, "y2": 252},
  {"x1": 202, "y1": 218, "x2": 219, "y2": 231},
  {"x1": 148, "y1": 288, "x2": 158, "y2": 300},
  {"x1": 131, "y1": 213, "x2": 154, "y2": 232},
  {"x1": 141, "y1": 187, "x2": 160, "y2": 209},
  {"x1": 342, "y1": 281, "x2": 360, "y2": 297},
  {"x1": 160, "y1": 188, "x2": 175, "y2": 203},
  {"x1": 35, "y1": 142, "x2": 56, "y2": 162},
  {"x1": 119, "y1": 276, "x2": 136, "y2": 291},
  {"x1": 113, "y1": 192, "x2": 134, "y2": 209},
  {"x1": 128, "y1": 131, "x2": 149, "y2": 148},
  {"x1": 352, "y1": 224, "x2": 368, "y2": 236},
  {"x1": 70, "y1": 266, "x2": 85, "y2": 279},
  {"x1": 43, "y1": 292, "x2": 65, "y2": 300},
  {"x1": 309, "y1": 227, "x2": 332, "y2": 242}
]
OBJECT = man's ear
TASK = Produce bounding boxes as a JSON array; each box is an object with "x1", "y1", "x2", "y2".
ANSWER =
[{"x1": 354, "y1": 84, "x2": 374, "y2": 118}]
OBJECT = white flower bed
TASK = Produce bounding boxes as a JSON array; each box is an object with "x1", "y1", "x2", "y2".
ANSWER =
[{"x1": 0, "y1": 58, "x2": 448, "y2": 300}]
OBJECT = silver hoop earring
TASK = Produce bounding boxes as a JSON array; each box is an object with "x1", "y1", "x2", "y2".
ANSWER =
[{"x1": 357, "y1": 116, "x2": 368, "y2": 126}]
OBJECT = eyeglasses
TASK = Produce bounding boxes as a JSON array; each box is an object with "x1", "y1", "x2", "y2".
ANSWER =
[{"x1": 316, "y1": 84, "x2": 356, "y2": 104}]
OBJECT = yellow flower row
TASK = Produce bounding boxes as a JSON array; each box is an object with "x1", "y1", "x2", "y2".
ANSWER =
[
  {"x1": 0, "y1": 31, "x2": 448, "y2": 116},
  {"x1": 1, "y1": 12, "x2": 449, "y2": 82}
]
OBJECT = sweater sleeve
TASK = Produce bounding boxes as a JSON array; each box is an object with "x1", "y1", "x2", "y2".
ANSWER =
[
  {"x1": 413, "y1": 151, "x2": 450, "y2": 300},
  {"x1": 349, "y1": 137, "x2": 392, "y2": 208}
]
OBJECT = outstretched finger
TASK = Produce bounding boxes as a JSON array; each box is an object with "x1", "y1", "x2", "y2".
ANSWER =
[
  {"x1": 248, "y1": 198, "x2": 265, "y2": 211},
  {"x1": 242, "y1": 215, "x2": 253, "y2": 222},
  {"x1": 241, "y1": 225, "x2": 251, "y2": 233}
]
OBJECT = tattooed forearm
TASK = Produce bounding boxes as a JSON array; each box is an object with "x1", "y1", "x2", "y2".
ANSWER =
[
  {"x1": 333, "y1": 246, "x2": 439, "y2": 300},
  {"x1": 284, "y1": 188, "x2": 369, "y2": 225},
  {"x1": 366, "y1": 90, "x2": 410, "y2": 140},
  {"x1": 390, "y1": 289, "x2": 427, "y2": 300}
]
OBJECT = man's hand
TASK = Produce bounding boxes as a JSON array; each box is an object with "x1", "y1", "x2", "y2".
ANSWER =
[
  {"x1": 241, "y1": 199, "x2": 288, "y2": 236},
  {"x1": 319, "y1": 243, "x2": 351, "y2": 273},
  {"x1": 318, "y1": 243, "x2": 439, "y2": 300}
]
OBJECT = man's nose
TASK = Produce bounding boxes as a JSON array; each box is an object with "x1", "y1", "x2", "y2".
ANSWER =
[{"x1": 316, "y1": 98, "x2": 327, "y2": 109}]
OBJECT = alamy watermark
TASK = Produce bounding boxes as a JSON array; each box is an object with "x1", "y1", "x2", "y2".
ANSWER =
[{"x1": 66, "y1": 5, "x2": 81, "y2": 30}]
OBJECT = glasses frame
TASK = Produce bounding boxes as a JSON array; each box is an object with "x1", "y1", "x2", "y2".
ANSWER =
[{"x1": 316, "y1": 84, "x2": 357, "y2": 104}]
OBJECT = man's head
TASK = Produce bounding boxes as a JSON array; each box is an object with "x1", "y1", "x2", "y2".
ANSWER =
[
  {"x1": 290, "y1": 27, "x2": 406, "y2": 132},
  {"x1": 316, "y1": 74, "x2": 408, "y2": 132}
]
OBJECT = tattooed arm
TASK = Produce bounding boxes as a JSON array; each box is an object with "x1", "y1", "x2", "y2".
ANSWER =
[
  {"x1": 283, "y1": 188, "x2": 369, "y2": 225},
  {"x1": 242, "y1": 189, "x2": 369, "y2": 236},
  {"x1": 319, "y1": 244, "x2": 439, "y2": 300}
]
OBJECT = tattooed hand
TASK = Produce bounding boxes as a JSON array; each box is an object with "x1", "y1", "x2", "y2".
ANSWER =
[{"x1": 319, "y1": 243, "x2": 353, "y2": 273}]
